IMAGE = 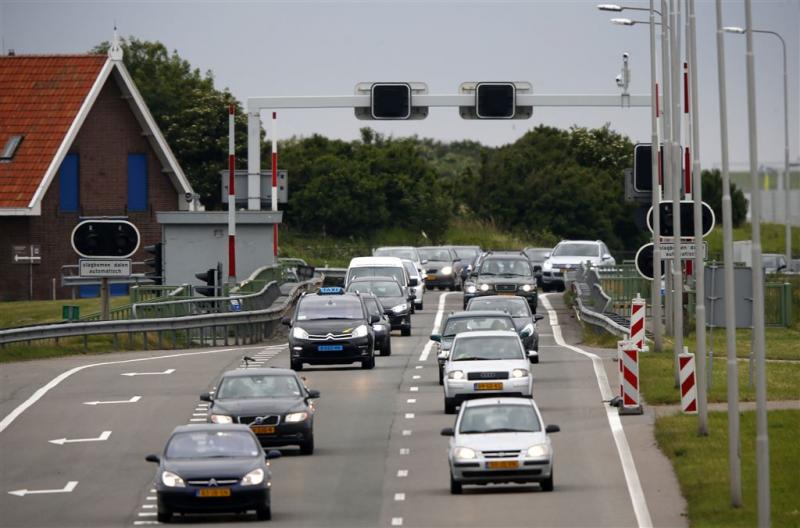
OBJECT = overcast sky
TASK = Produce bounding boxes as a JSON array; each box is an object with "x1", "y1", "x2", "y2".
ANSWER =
[{"x1": 1, "y1": 0, "x2": 797, "y2": 168}]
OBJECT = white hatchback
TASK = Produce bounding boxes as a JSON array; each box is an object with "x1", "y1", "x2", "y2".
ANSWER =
[{"x1": 443, "y1": 331, "x2": 535, "y2": 414}]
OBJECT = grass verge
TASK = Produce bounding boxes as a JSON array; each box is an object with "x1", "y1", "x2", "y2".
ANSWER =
[
  {"x1": 679, "y1": 326, "x2": 800, "y2": 362},
  {"x1": 655, "y1": 409, "x2": 800, "y2": 528},
  {"x1": 0, "y1": 296, "x2": 130, "y2": 329}
]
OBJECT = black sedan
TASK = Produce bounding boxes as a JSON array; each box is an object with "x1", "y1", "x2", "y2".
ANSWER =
[
  {"x1": 465, "y1": 295, "x2": 544, "y2": 360},
  {"x1": 202, "y1": 368, "x2": 319, "y2": 454},
  {"x1": 146, "y1": 424, "x2": 281, "y2": 523},
  {"x1": 346, "y1": 276, "x2": 413, "y2": 337},
  {"x1": 361, "y1": 292, "x2": 392, "y2": 355}
]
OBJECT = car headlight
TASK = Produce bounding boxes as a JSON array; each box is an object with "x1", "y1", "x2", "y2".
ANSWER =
[
  {"x1": 391, "y1": 304, "x2": 408, "y2": 314},
  {"x1": 465, "y1": 285, "x2": 477, "y2": 294},
  {"x1": 511, "y1": 368, "x2": 529, "y2": 378},
  {"x1": 210, "y1": 414, "x2": 233, "y2": 424},
  {"x1": 441, "y1": 266, "x2": 453, "y2": 275},
  {"x1": 161, "y1": 470, "x2": 185, "y2": 488},
  {"x1": 526, "y1": 444, "x2": 551, "y2": 458},
  {"x1": 284, "y1": 411, "x2": 308, "y2": 423},
  {"x1": 543, "y1": 261, "x2": 553, "y2": 271},
  {"x1": 521, "y1": 284, "x2": 533, "y2": 292},
  {"x1": 292, "y1": 327, "x2": 309, "y2": 340},
  {"x1": 240, "y1": 468, "x2": 265, "y2": 486},
  {"x1": 351, "y1": 324, "x2": 369, "y2": 338},
  {"x1": 447, "y1": 370, "x2": 465, "y2": 380},
  {"x1": 372, "y1": 324, "x2": 385, "y2": 331},
  {"x1": 453, "y1": 447, "x2": 477, "y2": 460},
  {"x1": 479, "y1": 283, "x2": 490, "y2": 292}
]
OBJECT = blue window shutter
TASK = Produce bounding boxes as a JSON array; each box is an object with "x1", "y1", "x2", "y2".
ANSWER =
[
  {"x1": 58, "y1": 153, "x2": 79, "y2": 212},
  {"x1": 127, "y1": 154, "x2": 148, "y2": 211}
]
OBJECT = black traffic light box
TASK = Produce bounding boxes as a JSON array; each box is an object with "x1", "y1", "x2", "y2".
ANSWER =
[
  {"x1": 476, "y1": 83, "x2": 515, "y2": 119},
  {"x1": 371, "y1": 83, "x2": 411, "y2": 120},
  {"x1": 144, "y1": 243, "x2": 163, "y2": 285},
  {"x1": 648, "y1": 200, "x2": 715, "y2": 238},
  {"x1": 71, "y1": 220, "x2": 140, "y2": 258},
  {"x1": 195, "y1": 263, "x2": 222, "y2": 297},
  {"x1": 634, "y1": 243, "x2": 666, "y2": 280},
  {"x1": 633, "y1": 143, "x2": 662, "y2": 192}
]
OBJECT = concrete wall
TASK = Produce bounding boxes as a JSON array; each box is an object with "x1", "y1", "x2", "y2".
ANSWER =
[
  {"x1": 158, "y1": 211, "x2": 282, "y2": 288},
  {"x1": 744, "y1": 190, "x2": 800, "y2": 226}
]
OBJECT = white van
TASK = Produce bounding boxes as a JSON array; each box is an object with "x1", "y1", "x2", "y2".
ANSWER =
[{"x1": 346, "y1": 257, "x2": 418, "y2": 307}]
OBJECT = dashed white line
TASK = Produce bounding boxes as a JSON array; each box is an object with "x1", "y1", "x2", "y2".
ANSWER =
[
  {"x1": 404, "y1": 413, "x2": 415, "y2": 419},
  {"x1": 412, "y1": 375, "x2": 421, "y2": 380},
  {"x1": 402, "y1": 430, "x2": 412, "y2": 436},
  {"x1": 399, "y1": 448, "x2": 410, "y2": 455},
  {"x1": 396, "y1": 469, "x2": 408, "y2": 478},
  {"x1": 391, "y1": 518, "x2": 403, "y2": 526},
  {"x1": 409, "y1": 387, "x2": 418, "y2": 392},
  {"x1": 137, "y1": 512, "x2": 157, "y2": 517},
  {"x1": 188, "y1": 418, "x2": 205, "y2": 422},
  {"x1": 419, "y1": 292, "x2": 453, "y2": 361},
  {"x1": 133, "y1": 522, "x2": 159, "y2": 526},
  {"x1": 394, "y1": 493, "x2": 406, "y2": 501},
  {"x1": 415, "y1": 365, "x2": 423, "y2": 369},
  {"x1": 406, "y1": 398, "x2": 416, "y2": 404},
  {"x1": 146, "y1": 495, "x2": 156, "y2": 500},
  {"x1": 142, "y1": 504, "x2": 155, "y2": 509},
  {"x1": 192, "y1": 413, "x2": 206, "y2": 417}
]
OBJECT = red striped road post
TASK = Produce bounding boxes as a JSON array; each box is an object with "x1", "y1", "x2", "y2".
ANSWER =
[
  {"x1": 227, "y1": 104, "x2": 236, "y2": 284},
  {"x1": 619, "y1": 340, "x2": 644, "y2": 416},
  {"x1": 629, "y1": 294, "x2": 647, "y2": 352},
  {"x1": 271, "y1": 111, "x2": 278, "y2": 257},
  {"x1": 679, "y1": 348, "x2": 698, "y2": 414}
]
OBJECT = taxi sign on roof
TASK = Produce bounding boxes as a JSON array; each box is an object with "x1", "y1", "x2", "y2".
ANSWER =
[{"x1": 319, "y1": 287, "x2": 345, "y2": 295}]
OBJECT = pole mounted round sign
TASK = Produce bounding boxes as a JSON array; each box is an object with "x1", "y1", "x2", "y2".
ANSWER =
[{"x1": 70, "y1": 219, "x2": 140, "y2": 259}]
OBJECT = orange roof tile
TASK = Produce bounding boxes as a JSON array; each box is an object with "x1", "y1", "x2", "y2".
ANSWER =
[{"x1": 0, "y1": 55, "x2": 107, "y2": 208}]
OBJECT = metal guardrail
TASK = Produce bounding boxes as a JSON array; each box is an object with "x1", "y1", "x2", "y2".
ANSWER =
[
  {"x1": 570, "y1": 262, "x2": 630, "y2": 338},
  {"x1": 0, "y1": 280, "x2": 317, "y2": 350},
  {"x1": 80, "y1": 284, "x2": 193, "y2": 322},
  {"x1": 131, "y1": 281, "x2": 282, "y2": 319}
]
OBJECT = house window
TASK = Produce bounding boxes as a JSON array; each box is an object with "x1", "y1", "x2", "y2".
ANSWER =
[
  {"x1": 0, "y1": 135, "x2": 23, "y2": 160},
  {"x1": 127, "y1": 153, "x2": 148, "y2": 212},
  {"x1": 58, "y1": 153, "x2": 79, "y2": 212}
]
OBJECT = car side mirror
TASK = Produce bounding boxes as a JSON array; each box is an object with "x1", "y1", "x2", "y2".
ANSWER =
[
  {"x1": 421, "y1": 259, "x2": 429, "y2": 265},
  {"x1": 266, "y1": 450, "x2": 282, "y2": 460},
  {"x1": 200, "y1": 392, "x2": 213, "y2": 402},
  {"x1": 544, "y1": 252, "x2": 551, "y2": 259},
  {"x1": 527, "y1": 350, "x2": 539, "y2": 363},
  {"x1": 306, "y1": 389, "x2": 320, "y2": 399},
  {"x1": 369, "y1": 314, "x2": 380, "y2": 324},
  {"x1": 409, "y1": 278, "x2": 419, "y2": 287},
  {"x1": 145, "y1": 454, "x2": 160, "y2": 463},
  {"x1": 545, "y1": 424, "x2": 560, "y2": 434},
  {"x1": 534, "y1": 314, "x2": 544, "y2": 322},
  {"x1": 429, "y1": 334, "x2": 441, "y2": 342},
  {"x1": 281, "y1": 316, "x2": 292, "y2": 326},
  {"x1": 602, "y1": 254, "x2": 612, "y2": 260},
  {"x1": 520, "y1": 328, "x2": 532, "y2": 338},
  {"x1": 440, "y1": 427, "x2": 455, "y2": 436}
]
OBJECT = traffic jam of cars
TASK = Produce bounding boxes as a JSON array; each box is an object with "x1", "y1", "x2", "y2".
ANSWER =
[{"x1": 144, "y1": 242, "x2": 612, "y2": 520}]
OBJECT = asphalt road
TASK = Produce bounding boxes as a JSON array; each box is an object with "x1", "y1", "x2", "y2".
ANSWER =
[{"x1": 0, "y1": 290, "x2": 681, "y2": 527}]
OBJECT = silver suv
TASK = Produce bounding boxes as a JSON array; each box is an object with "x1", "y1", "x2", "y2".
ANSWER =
[{"x1": 540, "y1": 240, "x2": 616, "y2": 292}]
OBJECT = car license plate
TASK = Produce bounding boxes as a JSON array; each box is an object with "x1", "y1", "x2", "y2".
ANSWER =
[
  {"x1": 487, "y1": 460, "x2": 519, "y2": 469},
  {"x1": 498, "y1": 292, "x2": 515, "y2": 296},
  {"x1": 251, "y1": 425, "x2": 275, "y2": 434},
  {"x1": 197, "y1": 488, "x2": 231, "y2": 497},
  {"x1": 426, "y1": 274, "x2": 437, "y2": 281},
  {"x1": 318, "y1": 344, "x2": 343, "y2": 352},
  {"x1": 474, "y1": 382, "x2": 503, "y2": 391}
]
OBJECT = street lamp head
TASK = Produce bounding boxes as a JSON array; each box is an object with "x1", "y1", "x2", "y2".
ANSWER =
[
  {"x1": 723, "y1": 26, "x2": 746, "y2": 34},
  {"x1": 611, "y1": 18, "x2": 635, "y2": 26},
  {"x1": 597, "y1": 4, "x2": 623, "y2": 11}
]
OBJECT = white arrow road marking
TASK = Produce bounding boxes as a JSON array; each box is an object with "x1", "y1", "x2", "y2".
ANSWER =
[
  {"x1": 49, "y1": 430, "x2": 111, "y2": 445},
  {"x1": 121, "y1": 369, "x2": 175, "y2": 377},
  {"x1": 8, "y1": 481, "x2": 78, "y2": 497},
  {"x1": 83, "y1": 396, "x2": 141, "y2": 405}
]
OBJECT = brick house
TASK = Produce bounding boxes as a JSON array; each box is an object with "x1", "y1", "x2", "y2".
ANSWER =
[{"x1": 0, "y1": 43, "x2": 194, "y2": 301}]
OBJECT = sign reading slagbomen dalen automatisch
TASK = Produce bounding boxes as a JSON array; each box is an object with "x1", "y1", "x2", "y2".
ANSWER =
[{"x1": 79, "y1": 259, "x2": 132, "y2": 277}]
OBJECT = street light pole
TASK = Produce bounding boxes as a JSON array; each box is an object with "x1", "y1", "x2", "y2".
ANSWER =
[
  {"x1": 715, "y1": 0, "x2": 743, "y2": 508},
  {"x1": 670, "y1": 0, "x2": 684, "y2": 385}
]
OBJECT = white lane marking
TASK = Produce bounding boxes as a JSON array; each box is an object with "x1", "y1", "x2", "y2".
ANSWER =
[
  {"x1": 394, "y1": 493, "x2": 406, "y2": 501},
  {"x1": 137, "y1": 512, "x2": 157, "y2": 517},
  {"x1": 49, "y1": 430, "x2": 111, "y2": 445},
  {"x1": 120, "y1": 369, "x2": 176, "y2": 377},
  {"x1": 83, "y1": 396, "x2": 141, "y2": 405},
  {"x1": 404, "y1": 413, "x2": 415, "y2": 419},
  {"x1": 146, "y1": 495, "x2": 156, "y2": 500},
  {"x1": 391, "y1": 518, "x2": 403, "y2": 526},
  {"x1": 0, "y1": 347, "x2": 256, "y2": 434},
  {"x1": 409, "y1": 387, "x2": 418, "y2": 392},
  {"x1": 142, "y1": 504, "x2": 155, "y2": 509},
  {"x1": 197, "y1": 403, "x2": 209, "y2": 407},
  {"x1": 402, "y1": 430, "x2": 412, "y2": 436},
  {"x1": 540, "y1": 295, "x2": 653, "y2": 528},
  {"x1": 399, "y1": 448, "x2": 410, "y2": 455},
  {"x1": 412, "y1": 375, "x2": 421, "y2": 380},
  {"x1": 419, "y1": 292, "x2": 453, "y2": 361},
  {"x1": 415, "y1": 365, "x2": 423, "y2": 370},
  {"x1": 188, "y1": 418, "x2": 205, "y2": 422},
  {"x1": 133, "y1": 522, "x2": 159, "y2": 526},
  {"x1": 192, "y1": 413, "x2": 206, "y2": 417},
  {"x1": 149, "y1": 489, "x2": 156, "y2": 493},
  {"x1": 396, "y1": 470, "x2": 408, "y2": 478},
  {"x1": 406, "y1": 399, "x2": 416, "y2": 404},
  {"x1": 8, "y1": 481, "x2": 78, "y2": 497}
]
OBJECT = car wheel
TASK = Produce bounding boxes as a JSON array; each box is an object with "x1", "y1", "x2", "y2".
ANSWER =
[
  {"x1": 410, "y1": 304, "x2": 416, "y2": 314},
  {"x1": 450, "y1": 473, "x2": 463, "y2": 495},
  {"x1": 541, "y1": 284, "x2": 551, "y2": 293},
  {"x1": 381, "y1": 339, "x2": 392, "y2": 356},
  {"x1": 256, "y1": 505, "x2": 272, "y2": 520},
  {"x1": 290, "y1": 360, "x2": 303, "y2": 371},
  {"x1": 299, "y1": 434, "x2": 314, "y2": 455},
  {"x1": 541, "y1": 470, "x2": 554, "y2": 492},
  {"x1": 444, "y1": 398, "x2": 457, "y2": 414},
  {"x1": 438, "y1": 365, "x2": 444, "y2": 385},
  {"x1": 416, "y1": 301, "x2": 424, "y2": 311},
  {"x1": 362, "y1": 356, "x2": 375, "y2": 369},
  {"x1": 425, "y1": 285, "x2": 434, "y2": 291},
  {"x1": 401, "y1": 325, "x2": 411, "y2": 337},
  {"x1": 557, "y1": 283, "x2": 566, "y2": 292}
]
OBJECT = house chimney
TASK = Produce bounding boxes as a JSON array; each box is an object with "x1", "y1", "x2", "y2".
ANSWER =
[{"x1": 8, "y1": 49, "x2": 15, "y2": 56}]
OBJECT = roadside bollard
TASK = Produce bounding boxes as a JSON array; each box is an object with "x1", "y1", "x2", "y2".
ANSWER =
[
  {"x1": 629, "y1": 294, "x2": 648, "y2": 352},
  {"x1": 679, "y1": 348, "x2": 697, "y2": 414},
  {"x1": 618, "y1": 340, "x2": 644, "y2": 416}
]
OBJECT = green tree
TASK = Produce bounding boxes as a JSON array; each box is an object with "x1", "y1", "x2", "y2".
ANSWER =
[{"x1": 700, "y1": 169, "x2": 748, "y2": 227}]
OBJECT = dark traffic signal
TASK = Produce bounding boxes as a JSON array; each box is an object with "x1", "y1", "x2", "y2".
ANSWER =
[
  {"x1": 371, "y1": 83, "x2": 411, "y2": 120},
  {"x1": 144, "y1": 243, "x2": 163, "y2": 285},
  {"x1": 475, "y1": 82, "x2": 515, "y2": 119},
  {"x1": 634, "y1": 243, "x2": 666, "y2": 280},
  {"x1": 647, "y1": 200, "x2": 715, "y2": 238},
  {"x1": 195, "y1": 263, "x2": 222, "y2": 297},
  {"x1": 71, "y1": 220, "x2": 140, "y2": 258},
  {"x1": 633, "y1": 143, "x2": 661, "y2": 192}
]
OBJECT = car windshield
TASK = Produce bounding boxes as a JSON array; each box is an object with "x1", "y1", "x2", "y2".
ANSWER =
[
  {"x1": 375, "y1": 248, "x2": 417, "y2": 261},
  {"x1": 479, "y1": 259, "x2": 531, "y2": 277},
  {"x1": 217, "y1": 375, "x2": 303, "y2": 399},
  {"x1": 402, "y1": 261, "x2": 419, "y2": 278},
  {"x1": 349, "y1": 266, "x2": 405, "y2": 285},
  {"x1": 347, "y1": 280, "x2": 402, "y2": 297},
  {"x1": 459, "y1": 404, "x2": 541, "y2": 434},
  {"x1": 468, "y1": 298, "x2": 529, "y2": 317},
  {"x1": 454, "y1": 248, "x2": 479, "y2": 259},
  {"x1": 418, "y1": 248, "x2": 452, "y2": 262},
  {"x1": 296, "y1": 297, "x2": 363, "y2": 320},
  {"x1": 166, "y1": 430, "x2": 260, "y2": 459},
  {"x1": 365, "y1": 298, "x2": 383, "y2": 317},
  {"x1": 443, "y1": 316, "x2": 515, "y2": 337},
  {"x1": 451, "y1": 336, "x2": 524, "y2": 361},
  {"x1": 524, "y1": 249, "x2": 551, "y2": 261},
  {"x1": 552, "y1": 243, "x2": 600, "y2": 257}
]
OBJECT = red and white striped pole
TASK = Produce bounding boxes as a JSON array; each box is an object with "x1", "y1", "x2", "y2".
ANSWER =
[
  {"x1": 618, "y1": 340, "x2": 643, "y2": 415},
  {"x1": 227, "y1": 103, "x2": 236, "y2": 283},
  {"x1": 271, "y1": 111, "x2": 278, "y2": 257},
  {"x1": 683, "y1": 63, "x2": 693, "y2": 277},
  {"x1": 679, "y1": 348, "x2": 698, "y2": 413},
  {"x1": 656, "y1": 82, "x2": 662, "y2": 190},
  {"x1": 629, "y1": 294, "x2": 647, "y2": 352}
]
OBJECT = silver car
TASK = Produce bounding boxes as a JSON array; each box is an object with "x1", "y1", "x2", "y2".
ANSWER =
[
  {"x1": 441, "y1": 397, "x2": 559, "y2": 494},
  {"x1": 540, "y1": 240, "x2": 616, "y2": 292},
  {"x1": 443, "y1": 331, "x2": 535, "y2": 414}
]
